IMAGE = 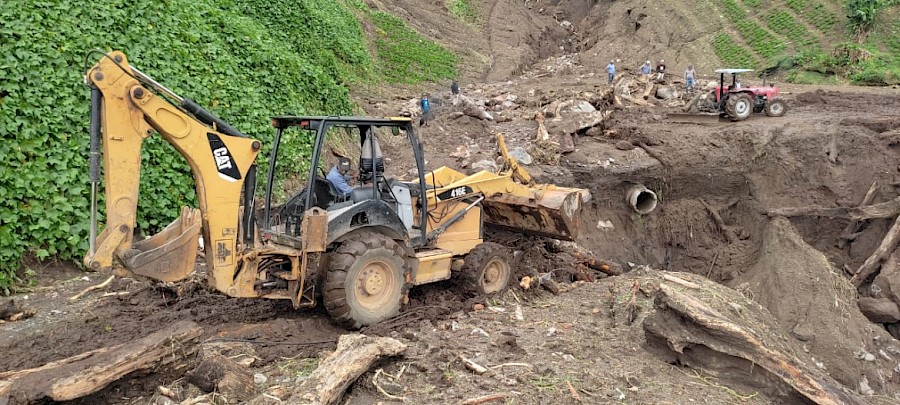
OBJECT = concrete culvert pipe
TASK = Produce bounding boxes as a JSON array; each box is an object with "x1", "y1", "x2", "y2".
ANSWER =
[{"x1": 626, "y1": 184, "x2": 658, "y2": 214}]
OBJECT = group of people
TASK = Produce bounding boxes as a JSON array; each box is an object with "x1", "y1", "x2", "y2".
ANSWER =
[{"x1": 605, "y1": 59, "x2": 697, "y2": 91}]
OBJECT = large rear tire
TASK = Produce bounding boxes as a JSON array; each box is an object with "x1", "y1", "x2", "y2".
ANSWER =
[
  {"x1": 725, "y1": 93, "x2": 753, "y2": 121},
  {"x1": 460, "y1": 242, "x2": 512, "y2": 296},
  {"x1": 764, "y1": 98, "x2": 787, "y2": 117},
  {"x1": 324, "y1": 233, "x2": 410, "y2": 329}
]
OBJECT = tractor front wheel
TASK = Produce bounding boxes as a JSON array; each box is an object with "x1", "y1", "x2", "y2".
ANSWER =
[
  {"x1": 460, "y1": 242, "x2": 512, "y2": 296},
  {"x1": 765, "y1": 98, "x2": 787, "y2": 117},
  {"x1": 324, "y1": 233, "x2": 410, "y2": 328},
  {"x1": 725, "y1": 93, "x2": 753, "y2": 121}
]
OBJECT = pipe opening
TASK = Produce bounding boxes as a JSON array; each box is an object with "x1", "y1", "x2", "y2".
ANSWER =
[{"x1": 627, "y1": 185, "x2": 658, "y2": 214}]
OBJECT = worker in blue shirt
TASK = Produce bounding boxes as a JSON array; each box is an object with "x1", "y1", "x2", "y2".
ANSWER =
[
  {"x1": 606, "y1": 60, "x2": 616, "y2": 84},
  {"x1": 326, "y1": 157, "x2": 354, "y2": 199},
  {"x1": 419, "y1": 94, "x2": 431, "y2": 126}
]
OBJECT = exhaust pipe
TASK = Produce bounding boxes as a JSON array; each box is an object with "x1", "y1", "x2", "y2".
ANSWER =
[{"x1": 626, "y1": 184, "x2": 658, "y2": 214}]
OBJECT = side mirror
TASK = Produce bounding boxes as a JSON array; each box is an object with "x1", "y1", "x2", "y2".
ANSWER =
[{"x1": 391, "y1": 126, "x2": 400, "y2": 136}]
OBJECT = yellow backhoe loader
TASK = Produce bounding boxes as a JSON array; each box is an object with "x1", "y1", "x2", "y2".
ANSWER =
[{"x1": 83, "y1": 51, "x2": 590, "y2": 327}]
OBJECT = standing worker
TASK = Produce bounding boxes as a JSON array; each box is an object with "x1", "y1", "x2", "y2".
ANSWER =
[
  {"x1": 450, "y1": 80, "x2": 460, "y2": 105},
  {"x1": 684, "y1": 65, "x2": 696, "y2": 91},
  {"x1": 655, "y1": 59, "x2": 666, "y2": 81},
  {"x1": 606, "y1": 60, "x2": 616, "y2": 84},
  {"x1": 419, "y1": 94, "x2": 431, "y2": 126},
  {"x1": 640, "y1": 61, "x2": 651, "y2": 79}
]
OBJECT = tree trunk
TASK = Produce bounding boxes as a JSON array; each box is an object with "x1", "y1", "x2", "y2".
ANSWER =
[
  {"x1": 645, "y1": 284, "x2": 867, "y2": 405},
  {"x1": 852, "y1": 214, "x2": 900, "y2": 286},
  {"x1": 187, "y1": 351, "x2": 255, "y2": 404},
  {"x1": 768, "y1": 196, "x2": 900, "y2": 221},
  {"x1": 0, "y1": 321, "x2": 202, "y2": 404},
  {"x1": 290, "y1": 334, "x2": 406, "y2": 405},
  {"x1": 837, "y1": 181, "x2": 878, "y2": 248}
]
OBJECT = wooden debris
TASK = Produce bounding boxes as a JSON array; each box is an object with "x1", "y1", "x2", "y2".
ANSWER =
[
  {"x1": 187, "y1": 351, "x2": 255, "y2": 404},
  {"x1": 662, "y1": 274, "x2": 701, "y2": 289},
  {"x1": 0, "y1": 300, "x2": 35, "y2": 322},
  {"x1": 0, "y1": 320, "x2": 202, "y2": 403},
  {"x1": 69, "y1": 275, "x2": 115, "y2": 302},
  {"x1": 534, "y1": 111, "x2": 550, "y2": 142},
  {"x1": 837, "y1": 181, "x2": 878, "y2": 249},
  {"x1": 851, "y1": 214, "x2": 900, "y2": 286},
  {"x1": 767, "y1": 196, "x2": 900, "y2": 221},
  {"x1": 549, "y1": 240, "x2": 623, "y2": 276},
  {"x1": 637, "y1": 142, "x2": 667, "y2": 167},
  {"x1": 642, "y1": 82, "x2": 655, "y2": 100},
  {"x1": 700, "y1": 199, "x2": 737, "y2": 244},
  {"x1": 460, "y1": 356, "x2": 488, "y2": 374},
  {"x1": 460, "y1": 392, "x2": 510, "y2": 405},
  {"x1": 291, "y1": 334, "x2": 406, "y2": 405},
  {"x1": 645, "y1": 285, "x2": 867, "y2": 405},
  {"x1": 566, "y1": 380, "x2": 583, "y2": 402}
]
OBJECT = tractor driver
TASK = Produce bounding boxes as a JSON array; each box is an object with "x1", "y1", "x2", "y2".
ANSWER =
[{"x1": 326, "y1": 157, "x2": 354, "y2": 199}]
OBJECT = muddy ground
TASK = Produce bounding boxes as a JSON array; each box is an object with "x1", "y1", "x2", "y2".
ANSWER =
[{"x1": 5, "y1": 0, "x2": 900, "y2": 403}]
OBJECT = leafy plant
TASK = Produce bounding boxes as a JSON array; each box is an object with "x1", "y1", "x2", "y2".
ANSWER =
[
  {"x1": 713, "y1": 33, "x2": 760, "y2": 68},
  {"x1": 0, "y1": 0, "x2": 457, "y2": 291},
  {"x1": 448, "y1": 0, "x2": 477, "y2": 22}
]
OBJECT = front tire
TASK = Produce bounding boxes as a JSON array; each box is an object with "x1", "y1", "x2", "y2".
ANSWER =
[
  {"x1": 324, "y1": 233, "x2": 410, "y2": 328},
  {"x1": 725, "y1": 93, "x2": 753, "y2": 121},
  {"x1": 765, "y1": 98, "x2": 787, "y2": 117},
  {"x1": 460, "y1": 242, "x2": 512, "y2": 296}
]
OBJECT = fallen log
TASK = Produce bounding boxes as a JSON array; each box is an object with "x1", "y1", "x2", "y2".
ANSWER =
[
  {"x1": 548, "y1": 240, "x2": 623, "y2": 275},
  {"x1": 0, "y1": 320, "x2": 202, "y2": 404},
  {"x1": 644, "y1": 284, "x2": 867, "y2": 405},
  {"x1": 768, "y1": 196, "x2": 900, "y2": 221},
  {"x1": 700, "y1": 199, "x2": 737, "y2": 244},
  {"x1": 837, "y1": 181, "x2": 878, "y2": 248},
  {"x1": 852, "y1": 214, "x2": 900, "y2": 286},
  {"x1": 642, "y1": 82, "x2": 654, "y2": 100},
  {"x1": 291, "y1": 334, "x2": 406, "y2": 405},
  {"x1": 187, "y1": 351, "x2": 255, "y2": 404}
]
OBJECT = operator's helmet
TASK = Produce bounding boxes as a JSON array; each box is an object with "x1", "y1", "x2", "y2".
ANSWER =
[
  {"x1": 660, "y1": 59, "x2": 665, "y2": 63},
  {"x1": 646, "y1": 60, "x2": 651, "y2": 65}
]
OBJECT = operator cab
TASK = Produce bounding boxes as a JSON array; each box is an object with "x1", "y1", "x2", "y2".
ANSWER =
[{"x1": 260, "y1": 116, "x2": 428, "y2": 249}]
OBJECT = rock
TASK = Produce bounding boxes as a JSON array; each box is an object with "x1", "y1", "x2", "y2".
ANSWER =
[
  {"x1": 859, "y1": 376, "x2": 875, "y2": 395},
  {"x1": 471, "y1": 159, "x2": 497, "y2": 172},
  {"x1": 558, "y1": 133, "x2": 575, "y2": 153},
  {"x1": 254, "y1": 373, "x2": 268, "y2": 385},
  {"x1": 572, "y1": 101, "x2": 596, "y2": 113},
  {"x1": 615, "y1": 140, "x2": 635, "y2": 150},
  {"x1": 655, "y1": 86, "x2": 678, "y2": 100},
  {"x1": 546, "y1": 327, "x2": 557, "y2": 337},
  {"x1": 596, "y1": 219, "x2": 615, "y2": 230},
  {"x1": 509, "y1": 147, "x2": 533, "y2": 165},
  {"x1": 858, "y1": 297, "x2": 900, "y2": 323},
  {"x1": 473, "y1": 303, "x2": 485, "y2": 311},
  {"x1": 514, "y1": 305, "x2": 524, "y2": 321},
  {"x1": 471, "y1": 328, "x2": 490, "y2": 338}
]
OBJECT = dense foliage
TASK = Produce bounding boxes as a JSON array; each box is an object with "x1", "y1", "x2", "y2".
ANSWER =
[
  {"x1": 712, "y1": 0, "x2": 898, "y2": 85},
  {"x1": 0, "y1": 0, "x2": 457, "y2": 291}
]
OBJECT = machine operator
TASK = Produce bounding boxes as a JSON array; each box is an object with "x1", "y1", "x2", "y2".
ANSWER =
[{"x1": 326, "y1": 157, "x2": 354, "y2": 199}]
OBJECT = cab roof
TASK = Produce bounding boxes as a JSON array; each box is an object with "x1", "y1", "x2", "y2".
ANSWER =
[
  {"x1": 714, "y1": 69, "x2": 754, "y2": 74},
  {"x1": 270, "y1": 115, "x2": 412, "y2": 129}
]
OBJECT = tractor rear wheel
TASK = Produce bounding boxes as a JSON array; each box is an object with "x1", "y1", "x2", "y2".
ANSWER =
[
  {"x1": 765, "y1": 98, "x2": 787, "y2": 117},
  {"x1": 725, "y1": 93, "x2": 753, "y2": 121},
  {"x1": 324, "y1": 233, "x2": 410, "y2": 328},
  {"x1": 460, "y1": 242, "x2": 512, "y2": 296}
]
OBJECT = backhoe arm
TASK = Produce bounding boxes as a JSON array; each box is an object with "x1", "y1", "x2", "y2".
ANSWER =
[{"x1": 83, "y1": 51, "x2": 261, "y2": 288}]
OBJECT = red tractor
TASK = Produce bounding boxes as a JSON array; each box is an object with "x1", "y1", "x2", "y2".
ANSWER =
[{"x1": 674, "y1": 68, "x2": 787, "y2": 122}]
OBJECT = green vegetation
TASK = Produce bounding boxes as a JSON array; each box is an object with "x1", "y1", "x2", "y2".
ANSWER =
[
  {"x1": 0, "y1": 0, "x2": 456, "y2": 291},
  {"x1": 368, "y1": 11, "x2": 458, "y2": 83},
  {"x1": 720, "y1": 0, "x2": 786, "y2": 58},
  {"x1": 743, "y1": 0, "x2": 762, "y2": 7},
  {"x1": 713, "y1": 33, "x2": 760, "y2": 68},
  {"x1": 448, "y1": 0, "x2": 478, "y2": 22},
  {"x1": 767, "y1": 10, "x2": 818, "y2": 46}
]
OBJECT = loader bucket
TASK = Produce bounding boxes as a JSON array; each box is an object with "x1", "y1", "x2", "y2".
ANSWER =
[
  {"x1": 121, "y1": 206, "x2": 202, "y2": 282},
  {"x1": 481, "y1": 186, "x2": 587, "y2": 241}
]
